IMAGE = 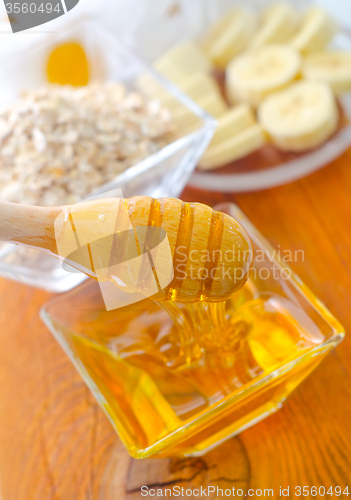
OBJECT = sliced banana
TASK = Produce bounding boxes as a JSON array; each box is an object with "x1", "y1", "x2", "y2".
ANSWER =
[
  {"x1": 137, "y1": 71, "x2": 219, "y2": 106},
  {"x1": 171, "y1": 91, "x2": 228, "y2": 131},
  {"x1": 154, "y1": 42, "x2": 212, "y2": 84},
  {"x1": 199, "y1": 124, "x2": 267, "y2": 170},
  {"x1": 198, "y1": 91, "x2": 228, "y2": 118},
  {"x1": 258, "y1": 81, "x2": 339, "y2": 152},
  {"x1": 160, "y1": 72, "x2": 221, "y2": 110},
  {"x1": 209, "y1": 104, "x2": 256, "y2": 147},
  {"x1": 202, "y1": 8, "x2": 257, "y2": 69},
  {"x1": 249, "y1": 2, "x2": 299, "y2": 50},
  {"x1": 302, "y1": 51, "x2": 351, "y2": 95},
  {"x1": 226, "y1": 44, "x2": 301, "y2": 108},
  {"x1": 290, "y1": 6, "x2": 337, "y2": 54},
  {"x1": 137, "y1": 44, "x2": 213, "y2": 100},
  {"x1": 202, "y1": 8, "x2": 244, "y2": 53}
]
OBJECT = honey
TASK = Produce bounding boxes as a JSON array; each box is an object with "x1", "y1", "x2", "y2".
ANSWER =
[{"x1": 63, "y1": 281, "x2": 325, "y2": 457}]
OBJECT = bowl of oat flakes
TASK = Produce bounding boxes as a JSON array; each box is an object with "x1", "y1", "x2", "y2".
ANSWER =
[{"x1": 0, "y1": 19, "x2": 215, "y2": 291}]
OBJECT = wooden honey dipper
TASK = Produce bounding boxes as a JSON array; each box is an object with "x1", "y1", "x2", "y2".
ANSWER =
[{"x1": 0, "y1": 196, "x2": 252, "y2": 302}]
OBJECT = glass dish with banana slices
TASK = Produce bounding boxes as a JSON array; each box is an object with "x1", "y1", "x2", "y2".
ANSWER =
[{"x1": 130, "y1": 0, "x2": 351, "y2": 192}]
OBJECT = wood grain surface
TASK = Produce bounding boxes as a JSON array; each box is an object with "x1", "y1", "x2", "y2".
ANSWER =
[{"x1": 0, "y1": 151, "x2": 350, "y2": 499}]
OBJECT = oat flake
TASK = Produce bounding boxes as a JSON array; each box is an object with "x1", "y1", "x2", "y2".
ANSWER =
[{"x1": 0, "y1": 82, "x2": 175, "y2": 206}]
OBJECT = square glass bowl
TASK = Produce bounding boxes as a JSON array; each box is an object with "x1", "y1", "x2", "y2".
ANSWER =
[
  {"x1": 40, "y1": 203, "x2": 344, "y2": 459},
  {"x1": 0, "y1": 18, "x2": 215, "y2": 291}
]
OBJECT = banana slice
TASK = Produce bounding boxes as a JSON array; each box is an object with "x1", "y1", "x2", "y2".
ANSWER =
[
  {"x1": 199, "y1": 124, "x2": 267, "y2": 170},
  {"x1": 137, "y1": 70, "x2": 219, "y2": 106},
  {"x1": 170, "y1": 91, "x2": 228, "y2": 123},
  {"x1": 171, "y1": 91, "x2": 228, "y2": 131},
  {"x1": 202, "y1": 8, "x2": 257, "y2": 68},
  {"x1": 302, "y1": 51, "x2": 351, "y2": 95},
  {"x1": 160, "y1": 72, "x2": 221, "y2": 110},
  {"x1": 154, "y1": 42, "x2": 212, "y2": 84},
  {"x1": 249, "y1": 2, "x2": 299, "y2": 49},
  {"x1": 209, "y1": 105, "x2": 256, "y2": 147},
  {"x1": 290, "y1": 6, "x2": 337, "y2": 54},
  {"x1": 137, "y1": 45, "x2": 213, "y2": 100},
  {"x1": 177, "y1": 72, "x2": 220, "y2": 100},
  {"x1": 198, "y1": 91, "x2": 228, "y2": 118},
  {"x1": 258, "y1": 81, "x2": 339, "y2": 152},
  {"x1": 226, "y1": 44, "x2": 301, "y2": 108}
]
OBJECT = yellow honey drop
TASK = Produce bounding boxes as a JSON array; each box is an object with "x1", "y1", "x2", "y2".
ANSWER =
[{"x1": 47, "y1": 42, "x2": 89, "y2": 86}]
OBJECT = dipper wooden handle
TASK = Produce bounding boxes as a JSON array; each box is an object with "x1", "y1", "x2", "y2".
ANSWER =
[
  {"x1": 0, "y1": 201, "x2": 59, "y2": 253},
  {"x1": 0, "y1": 197, "x2": 252, "y2": 302}
]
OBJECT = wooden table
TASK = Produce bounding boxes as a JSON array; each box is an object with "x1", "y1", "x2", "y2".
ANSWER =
[{"x1": 0, "y1": 151, "x2": 350, "y2": 499}]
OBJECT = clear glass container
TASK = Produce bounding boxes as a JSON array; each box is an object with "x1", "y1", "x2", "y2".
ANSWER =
[
  {"x1": 0, "y1": 18, "x2": 215, "y2": 291},
  {"x1": 41, "y1": 203, "x2": 344, "y2": 459}
]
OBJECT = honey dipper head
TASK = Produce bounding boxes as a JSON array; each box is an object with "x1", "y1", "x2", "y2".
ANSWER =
[
  {"x1": 139, "y1": 198, "x2": 253, "y2": 303},
  {"x1": 54, "y1": 196, "x2": 252, "y2": 303}
]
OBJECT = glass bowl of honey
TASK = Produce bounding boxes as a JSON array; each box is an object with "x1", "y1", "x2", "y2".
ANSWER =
[
  {"x1": 40, "y1": 202, "x2": 344, "y2": 459},
  {"x1": 0, "y1": 17, "x2": 215, "y2": 292}
]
